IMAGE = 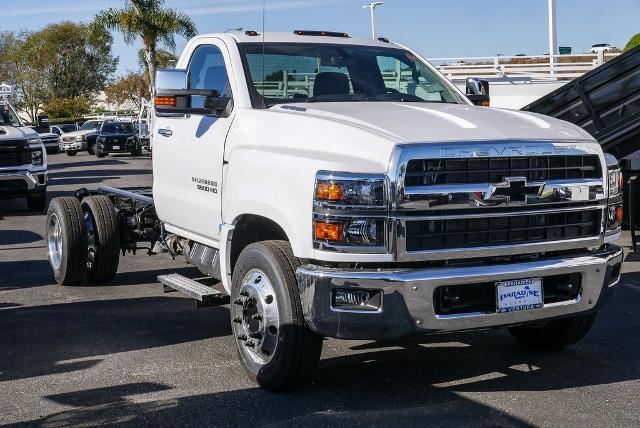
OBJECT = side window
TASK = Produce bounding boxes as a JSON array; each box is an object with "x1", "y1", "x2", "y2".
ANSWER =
[
  {"x1": 376, "y1": 56, "x2": 449, "y2": 102},
  {"x1": 188, "y1": 44, "x2": 231, "y2": 98}
]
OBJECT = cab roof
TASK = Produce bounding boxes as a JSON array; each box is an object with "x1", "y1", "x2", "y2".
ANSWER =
[{"x1": 196, "y1": 31, "x2": 397, "y2": 48}]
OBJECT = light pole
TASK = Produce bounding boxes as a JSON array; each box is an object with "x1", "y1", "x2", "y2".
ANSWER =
[
  {"x1": 363, "y1": 2, "x2": 384, "y2": 40},
  {"x1": 548, "y1": 0, "x2": 558, "y2": 76}
]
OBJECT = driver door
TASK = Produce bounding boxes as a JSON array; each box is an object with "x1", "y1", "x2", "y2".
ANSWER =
[{"x1": 153, "y1": 39, "x2": 234, "y2": 245}]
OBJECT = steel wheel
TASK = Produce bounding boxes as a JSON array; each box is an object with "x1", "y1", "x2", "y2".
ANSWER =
[
  {"x1": 47, "y1": 212, "x2": 63, "y2": 270},
  {"x1": 232, "y1": 269, "x2": 281, "y2": 365}
]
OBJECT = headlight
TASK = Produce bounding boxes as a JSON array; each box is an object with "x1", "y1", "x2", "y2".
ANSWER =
[
  {"x1": 313, "y1": 171, "x2": 388, "y2": 252},
  {"x1": 315, "y1": 172, "x2": 385, "y2": 207},
  {"x1": 75, "y1": 135, "x2": 86, "y2": 142},
  {"x1": 608, "y1": 168, "x2": 623, "y2": 196},
  {"x1": 31, "y1": 150, "x2": 43, "y2": 165}
]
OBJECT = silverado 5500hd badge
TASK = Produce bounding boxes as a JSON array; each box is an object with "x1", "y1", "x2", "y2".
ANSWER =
[{"x1": 192, "y1": 177, "x2": 218, "y2": 194}]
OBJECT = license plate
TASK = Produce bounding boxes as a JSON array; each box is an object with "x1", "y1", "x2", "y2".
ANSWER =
[
  {"x1": 112, "y1": 145, "x2": 120, "y2": 150},
  {"x1": 496, "y1": 278, "x2": 543, "y2": 313}
]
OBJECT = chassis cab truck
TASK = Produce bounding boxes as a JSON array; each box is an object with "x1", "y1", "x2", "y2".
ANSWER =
[{"x1": 46, "y1": 32, "x2": 624, "y2": 391}]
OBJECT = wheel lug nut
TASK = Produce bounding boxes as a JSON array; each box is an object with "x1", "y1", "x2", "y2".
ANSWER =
[
  {"x1": 237, "y1": 334, "x2": 247, "y2": 341},
  {"x1": 250, "y1": 332, "x2": 263, "y2": 339},
  {"x1": 251, "y1": 314, "x2": 263, "y2": 321},
  {"x1": 233, "y1": 298, "x2": 244, "y2": 306},
  {"x1": 240, "y1": 291, "x2": 249, "y2": 297},
  {"x1": 254, "y1": 275, "x2": 262, "y2": 284},
  {"x1": 232, "y1": 317, "x2": 242, "y2": 324},
  {"x1": 245, "y1": 340, "x2": 256, "y2": 348}
]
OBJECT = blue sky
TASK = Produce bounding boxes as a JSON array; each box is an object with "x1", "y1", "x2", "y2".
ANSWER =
[{"x1": 3, "y1": 0, "x2": 640, "y2": 75}]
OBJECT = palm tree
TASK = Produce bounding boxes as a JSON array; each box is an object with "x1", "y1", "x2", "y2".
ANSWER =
[{"x1": 94, "y1": 0, "x2": 197, "y2": 91}]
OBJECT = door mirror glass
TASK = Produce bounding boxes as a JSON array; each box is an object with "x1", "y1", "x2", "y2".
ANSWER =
[{"x1": 466, "y1": 78, "x2": 490, "y2": 107}]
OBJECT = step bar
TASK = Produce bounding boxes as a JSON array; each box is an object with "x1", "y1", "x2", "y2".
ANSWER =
[{"x1": 158, "y1": 273, "x2": 229, "y2": 307}]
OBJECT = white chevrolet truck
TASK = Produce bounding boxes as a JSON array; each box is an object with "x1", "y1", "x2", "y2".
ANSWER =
[
  {"x1": 45, "y1": 32, "x2": 624, "y2": 391},
  {"x1": 0, "y1": 84, "x2": 48, "y2": 211}
]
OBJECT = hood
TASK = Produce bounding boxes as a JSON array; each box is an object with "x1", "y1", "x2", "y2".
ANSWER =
[
  {"x1": 100, "y1": 132, "x2": 135, "y2": 138},
  {"x1": 273, "y1": 102, "x2": 592, "y2": 143},
  {"x1": 65, "y1": 129, "x2": 99, "y2": 138},
  {"x1": 0, "y1": 125, "x2": 39, "y2": 144}
]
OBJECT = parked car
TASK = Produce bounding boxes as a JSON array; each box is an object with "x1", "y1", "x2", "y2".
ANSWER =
[
  {"x1": 591, "y1": 43, "x2": 615, "y2": 53},
  {"x1": 95, "y1": 120, "x2": 141, "y2": 157},
  {"x1": 0, "y1": 84, "x2": 47, "y2": 211},
  {"x1": 38, "y1": 132, "x2": 61, "y2": 154},
  {"x1": 59, "y1": 120, "x2": 103, "y2": 156}
]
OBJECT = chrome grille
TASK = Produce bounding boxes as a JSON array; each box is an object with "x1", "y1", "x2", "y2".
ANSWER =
[
  {"x1": 405, "y1": 209, "x2": 600, "y2": 251},
  {"x1": 405, "y1": 155, "x2": 601, "y2": 186},
  {"x1": 0, "y1": 140, "x2": 30, "y2": 167},
  {"x1": 393, "y1": 142, "x2": 607, "y2": 261}
]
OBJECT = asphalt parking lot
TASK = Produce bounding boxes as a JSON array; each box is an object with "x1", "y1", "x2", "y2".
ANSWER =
[{"x1": 2, "y1": 152, "x2": 640, "y2": 427}]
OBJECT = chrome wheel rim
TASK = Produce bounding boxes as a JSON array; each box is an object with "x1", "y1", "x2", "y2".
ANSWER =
[
  {"x1": 232, "y1": 269, "x2": 280, "y2": 365},
  {"x1": 47, "y1": 213, "x2": 63, "y2": 270}
]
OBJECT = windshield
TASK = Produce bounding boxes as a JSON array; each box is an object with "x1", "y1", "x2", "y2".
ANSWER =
[
  {"x1": 0, "y1": 103, "x2": 21, "y2": 126},
  {"x1": 101, "y1": 122, "x2": 133, "y2": 133},
  {"x1": 239, "y1": 43, "x2": 465, "y2": 108},
  {"x1": 80, "y1": 121, "x2": 102, "y2": 131},
  {"x1": 59, "y1": 124, "x2": 78, "y2": 133}
]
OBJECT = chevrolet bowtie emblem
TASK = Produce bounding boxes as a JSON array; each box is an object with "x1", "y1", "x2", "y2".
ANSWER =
[{"x1": 484, "y1": 177, "x2": 542, "y2": 204}]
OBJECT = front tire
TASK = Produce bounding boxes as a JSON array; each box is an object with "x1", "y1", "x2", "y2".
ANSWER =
[
  {"x1": 81, "y1": 195, "x2": 120, "y2": 283},
  {"x1": 231, "y1": 240, "x2": 323, "y2": 391},
  {"x1": 66, "y1": 150, "x2": 77, "y2": 157},
  {"x1": 96, "y1": 149, "x2": 106, "y2": 158},
  {"x1": 27, "y1": 191, "x2": 47, "y2": 212},
  {"x1": 508, "y1": 313, "x2": 597, "y2": 349},
  {"x1": 88, "y1": 143, "x2": 95, "y2": 155},
  {"x1": 46, "y1": 197, "x2": 88, "y2": 285}
]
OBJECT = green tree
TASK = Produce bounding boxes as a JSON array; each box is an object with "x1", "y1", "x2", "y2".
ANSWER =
[
  {"x1": 105, "y1": 72, "x2": 150, "y2": 110},
  {"x1": 43, "y1": 97, "x2": 92, "y2": 119},
  {"x1": 625, "y1": 33, "x2": 640, "y2": 52},
  {"x1": 1, "y1": 23, "x2": 117, "y2": 121},
  {"x1": 137, "y1": 47, "x2": 177, "y2": 85},
  {"x1": 94, "y1": 0, "x2": 197, "y2": 91}
]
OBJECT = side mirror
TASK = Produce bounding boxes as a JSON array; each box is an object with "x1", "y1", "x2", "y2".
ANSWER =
[
  {"x1": 155, "y1": 69, "x2": 232, "y2": 117},
  {"x1": 466, "y1": 78, "x2": 490, "y2": 107},
  {"x1": 51, "y1": 127, "x2": 61, "y2": 136},
  {"x1": 36, "y1": 115, "x2": 50, "y2": 134}
]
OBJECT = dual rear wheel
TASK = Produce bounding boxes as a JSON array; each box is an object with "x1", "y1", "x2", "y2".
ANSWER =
[{"x1": 46, "y1": 196, "x2": 120, "y2": 285}]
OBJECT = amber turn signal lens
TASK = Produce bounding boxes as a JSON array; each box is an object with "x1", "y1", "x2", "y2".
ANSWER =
[
  {"x1": 316, "y1": 182, "x2": 344, "y2": 201},
  {"x1": 315, "y1": 222, "x2": 343, "y2": 242},
  {"x1": 155, "y1": 96, "x2": 176, "y2": 106},
  {"x1": 616, "y1": 206, "x2": 623, "y2": 223}
]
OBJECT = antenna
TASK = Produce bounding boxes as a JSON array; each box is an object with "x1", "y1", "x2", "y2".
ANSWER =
[
  {"x1": 362, "y1": 2, "x2": 384, "y2": 39},
  {"x1": 261, "y1": 0, "x2": 266, "y2": 109}
]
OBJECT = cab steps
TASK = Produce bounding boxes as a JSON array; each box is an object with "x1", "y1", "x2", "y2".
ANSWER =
[{"x1": 158, "y1": 273, "x2": 229, "y2": 308}]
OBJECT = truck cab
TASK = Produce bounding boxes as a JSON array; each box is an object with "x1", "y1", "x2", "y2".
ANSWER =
[
  {"x1": 46, "y1": 32, "x2": 624, "y2": 391},
  {"x1": 0, "y1": 84, "x2": 48, "y2": 211}
]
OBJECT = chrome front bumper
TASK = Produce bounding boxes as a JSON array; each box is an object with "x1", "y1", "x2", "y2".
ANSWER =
[
  {"x1": 60, "y1": 141, "x2": 84, "y2": 151},
  {"x1": 0, "y1": 169, "x2": 48, "y2": 191},
  {"x1": 296, "y1": 245, "x2": 624, "y2": 339}
]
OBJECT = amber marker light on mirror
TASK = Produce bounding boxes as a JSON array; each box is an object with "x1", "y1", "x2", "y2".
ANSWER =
[{"x1": 155, "y1": 96, "x2": 176, "y2": 107}]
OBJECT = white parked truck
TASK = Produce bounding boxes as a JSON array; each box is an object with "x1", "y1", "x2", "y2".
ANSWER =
[
  {"x1": 45, "y1": 31, "x2": 624, "y2": 391},
  {"x1": 0, "y1": 84, "x2": 48, "y2": 211}
]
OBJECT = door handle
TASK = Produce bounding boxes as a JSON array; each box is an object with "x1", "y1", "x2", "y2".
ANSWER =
[{"x1": 158, "y1": 128, "x2": 173, "y2": 137}]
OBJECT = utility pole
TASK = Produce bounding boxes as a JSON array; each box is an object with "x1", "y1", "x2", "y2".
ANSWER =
[
  {"x1": 548, "y1": 0, "x2": 558, "y2": 76},
  {"x1": 363, "y1": 2, "x2": 384, "y2": 40}
]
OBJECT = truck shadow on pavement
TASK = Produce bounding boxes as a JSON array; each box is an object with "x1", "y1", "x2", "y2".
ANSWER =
[
  {"x1": 0, "y1": 296, "x2": 231, "y2": 383},
  {"x1": 8, "y1": 278, "x2": 640, "y2": 427}
]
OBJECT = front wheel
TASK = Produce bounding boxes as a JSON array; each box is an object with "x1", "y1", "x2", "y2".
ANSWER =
[
  {"x1": 96, "y1": 150, "x2": 106, "y2": 158},
  {"x1": 508, "y1": 312, "x2": 597, "y2": 349},
  {"x1": 27, "y1": 191, "x2": 47, "y2": 212},
  {"x1": 66, "y1": 150, "x2": 77, "y2": 157},
  {"x1": 231, "y1": 240, "x2": 323, "y2": 391}
]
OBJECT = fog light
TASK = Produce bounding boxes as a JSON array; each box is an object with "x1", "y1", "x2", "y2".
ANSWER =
[{"x1": 332, "y1": 289, "x2": 382, "y2": 311}]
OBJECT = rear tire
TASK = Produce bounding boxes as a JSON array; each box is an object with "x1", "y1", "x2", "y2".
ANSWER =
[
  {"x1": 27, "y1": 191, "x2": 47, "y2": 212},
  {"x1": 96, "y1": 150, "x2": 106, "y2": 158},
  {"x1": 67, "y1": 150, "x2": 77, "y2": 156},
  {"x1": 231, "y1": 240, "x2": 323, "y2": 391},
  {"x1": 81, "y1": 195, "x2": 120, "y2": 283},
  {"x1": 46, "y1": 197, "x2": 87, "y2": 285},
  {"x1": 508, "y1": 313, "x2": 597, "y2": 349},
  {"x1": 88, "y1": 143, "x2": 95, "y2": 155}
]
